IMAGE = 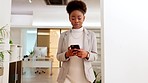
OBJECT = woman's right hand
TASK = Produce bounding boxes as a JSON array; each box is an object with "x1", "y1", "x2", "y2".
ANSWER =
[{"x1": 65, "y1": 47, "x2": 78, "y2": 57}]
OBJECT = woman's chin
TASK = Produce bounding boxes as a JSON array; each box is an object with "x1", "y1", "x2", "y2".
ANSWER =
[{"x1": 73, "y1": 26, "x2": 81, "y2": 29}]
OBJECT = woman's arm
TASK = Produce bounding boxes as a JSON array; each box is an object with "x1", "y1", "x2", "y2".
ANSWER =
[
  {"x1": 56, "y1": 33, "x2": 69, "y2": 62},
  {"x1": 86, "y1": 32, "x2": 98, "y2": 61}
]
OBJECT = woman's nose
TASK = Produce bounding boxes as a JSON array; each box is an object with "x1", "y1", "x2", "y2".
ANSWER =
[{"x1": 75, "y1": 19, "x2": 79, "y2": 22}]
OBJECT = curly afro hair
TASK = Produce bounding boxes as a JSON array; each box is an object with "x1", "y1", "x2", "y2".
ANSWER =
[{"x1": 66, "y1": 0, "x2": 87, "y2": 15}]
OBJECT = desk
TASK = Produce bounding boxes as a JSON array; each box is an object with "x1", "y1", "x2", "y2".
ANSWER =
[{"x1": 22, "y1": 57, "x2": 53, "y2": 75}]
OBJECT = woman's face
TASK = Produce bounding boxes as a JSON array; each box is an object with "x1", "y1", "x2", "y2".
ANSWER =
[{"x1": 69, "y1": 10, "x2": 85, "y2": 29}]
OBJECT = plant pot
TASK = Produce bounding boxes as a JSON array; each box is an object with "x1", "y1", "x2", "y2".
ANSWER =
[{"x1": 0, "y1": 61, "x2": 3, "y2": 76}]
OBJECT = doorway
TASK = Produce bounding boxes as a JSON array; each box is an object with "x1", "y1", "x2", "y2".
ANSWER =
[{"x1": 37, "y1": 28, "x2": 69, "y2": 67}]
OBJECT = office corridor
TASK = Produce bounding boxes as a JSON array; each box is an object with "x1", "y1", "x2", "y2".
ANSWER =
[{"x1": 22, "y1": 67, "x2": 59, "y2": 83}]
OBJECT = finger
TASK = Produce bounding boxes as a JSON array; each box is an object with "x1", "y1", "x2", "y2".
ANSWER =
[
  {"x1": 77, "y1": 53, "x2": 82, "y2": 57},
  {"x1": 77, "y1": 49, "x2": 81, "y2": 52},
  {"x1": 78, "y1": 55, "x2": 82, "y2": 58},
  {"x1": 68, "y1": 47, "x2": 71, "y2": 50}
]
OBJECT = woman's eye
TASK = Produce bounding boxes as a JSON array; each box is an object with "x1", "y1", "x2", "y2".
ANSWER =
[
  {"x1": 71, "y1": 17, "x2": 75, "y2": 20},
  {"x1": 78, "y1": 18, "x2": 81, "y2": 20}
]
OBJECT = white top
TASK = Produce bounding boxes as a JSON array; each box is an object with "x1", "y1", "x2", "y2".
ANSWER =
[{"x1": 64, "y1": 27, "x2": 89, "y2": 83}]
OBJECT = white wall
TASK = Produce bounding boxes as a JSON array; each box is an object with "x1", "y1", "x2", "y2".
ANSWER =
[
  {"x1": 104, "y1": 0, "x2": 148, "y2": 83},
  {"x1": 0, "y1": 0, "x2": 11, "y2": 83},
  {"x1": 11, "y1": 11, "x2": 100, "y2": 28},
  {"x1": 10, "y1": 28, "x2": 21, "y2": 44},
  {"x1": 11, "y1": 15, "x2": 33, "y2": 26}
]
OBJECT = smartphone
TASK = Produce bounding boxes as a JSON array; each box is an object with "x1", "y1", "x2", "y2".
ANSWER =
[{"x1": 70, "y1": 45, "x2": 80, "y2": 49}]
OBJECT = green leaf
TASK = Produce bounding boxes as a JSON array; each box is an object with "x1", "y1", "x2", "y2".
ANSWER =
[
  {"x1": 9, "y1": 40, "x2": 13, "y2": 44},
  {"x1": 0, "y1": 52, "x2": 4, "y2": 60},
  {"x1": 0, "y1": 24, "x2": 8, "y2": 38}
]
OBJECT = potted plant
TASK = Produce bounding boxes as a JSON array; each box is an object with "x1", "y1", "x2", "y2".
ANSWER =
[
  {"x1": 0, "y1": 51, "x2": 4, "y2": 76},
  {"x1": 0, "y1": 51, "x2": 4, "y2": 61},
  {"x1": 93, "y1": 70, "x2": 101, "y2": 83},
  {"x1": 0, "y1": 24, "x2": 9, "y2": 44},
  {"x1": 29, "y1": 50, "x2": 34, "y2": 57},
  {"x1": 0, "y1": 24, "x2": 9, "y2": 76},
  {"x1": 0, "y1": 50, "x2": 11, "y2": 76},
  {"x1": 0, "y1": 50, "x2": 11, "y2": 61}
]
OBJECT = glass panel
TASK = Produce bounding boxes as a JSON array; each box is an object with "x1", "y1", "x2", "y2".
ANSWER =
[
  {"x1": 10, "y1": 28, "x2": 37, "y2": 57},
  {"x1": 26, "y1": 29, "x2": 37, "y2": 55}
]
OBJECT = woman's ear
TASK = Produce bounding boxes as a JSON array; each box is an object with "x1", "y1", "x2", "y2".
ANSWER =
[
  {"x1": 69, "y1": 16, "x2": 71, "y2": 21},
  {"x1": 83, "y1": 15, "x2": 85, "y2": 21}
]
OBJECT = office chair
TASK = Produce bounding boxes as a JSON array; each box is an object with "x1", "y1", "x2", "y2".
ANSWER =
[
  {"x1": 34, "y1": 56, "x2": 46, "y2": 74},
  {"x1": 35, "y1": 68, "x2": 45, "y2": 74},
  {"x1": 34, "y1": 47, "x2": 47, "y2": 74}
]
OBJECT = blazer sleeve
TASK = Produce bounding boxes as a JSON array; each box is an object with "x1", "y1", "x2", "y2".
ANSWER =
[
  {"x1": 86, "y1": 31, "x2": 98, "y2": 62},
  {"x1": 56, "y1": 32, "x2": 69, "y2": 62}
]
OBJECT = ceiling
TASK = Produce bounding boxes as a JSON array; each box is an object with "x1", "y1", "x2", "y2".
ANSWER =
[
  {"x1": 11, "y1": 0, "x2": 100, "y2": 15},
  {"x1": 11, "y1": 0, "x2": 101, "y2": 28}
]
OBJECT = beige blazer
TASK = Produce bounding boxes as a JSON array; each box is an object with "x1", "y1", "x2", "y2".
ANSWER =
[{"x1": 56, "y1": 28, "x2": 98, "y2": 83}]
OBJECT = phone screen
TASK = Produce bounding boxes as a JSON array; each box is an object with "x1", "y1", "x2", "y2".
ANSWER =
[{"x1": 70, "y1": 45, "x2": 80, "y2": 49}]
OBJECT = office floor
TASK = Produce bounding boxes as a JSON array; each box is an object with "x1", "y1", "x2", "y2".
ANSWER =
[{"x1": 22, "y1": 67, "x2": 59, "y2": 83}]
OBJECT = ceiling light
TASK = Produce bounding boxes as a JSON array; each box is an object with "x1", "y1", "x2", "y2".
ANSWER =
[{"x1": 29, "y1": 0, "x2": 32, "y2": 3}]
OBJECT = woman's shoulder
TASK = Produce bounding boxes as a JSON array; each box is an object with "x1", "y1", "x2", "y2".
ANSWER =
[
  {"x1": 61, "y1": 30, "x2": 69, "y2": 34},
  {"x1": 84, "y1": 28, "x2": 95, "y2": 35},
  {"x1": 88, "y1": 30, "x2": 95, "y2": 33},
  {"x1": 60, "y1": 30, "x2": 70, "y2": 37},
  {"x1": 84, "y1": 29, "x2": 96, "y2": 39}
]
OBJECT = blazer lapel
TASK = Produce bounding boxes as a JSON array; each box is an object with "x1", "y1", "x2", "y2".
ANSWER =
[
  {"x1": 63, "y1": 30, "x2": 70, "y2": 49},
  {"x1": 63, "y1": 28, "x2": 90, "y2": 51},
  {"x1": 83, "y1": 28, "x2": 90, "y2": 51}
]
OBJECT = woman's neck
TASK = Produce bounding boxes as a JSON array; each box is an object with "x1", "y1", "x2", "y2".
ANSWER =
[{"x1": 72, "y1": 27, "x2": 83, "y2": 32}]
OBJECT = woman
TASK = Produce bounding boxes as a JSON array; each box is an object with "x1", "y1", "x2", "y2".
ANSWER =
[{"x1": 56, "y1": 0, "x2": 98, "y2": 83}]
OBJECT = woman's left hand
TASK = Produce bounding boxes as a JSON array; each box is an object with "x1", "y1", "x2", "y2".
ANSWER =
[{"x1": 77, "y1": 49, "x2": 88, "y2": 58}]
